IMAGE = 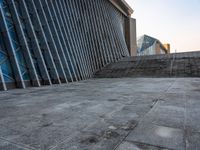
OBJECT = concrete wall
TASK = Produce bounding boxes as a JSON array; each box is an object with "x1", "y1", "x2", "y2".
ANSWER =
[{"x1": 125, "y1": 18, "x2": 137, "y2": 56}]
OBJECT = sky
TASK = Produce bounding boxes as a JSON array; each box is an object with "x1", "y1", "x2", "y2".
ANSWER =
[{"x1": 126, "y1": 0, "x2": 200, "y2": 53}]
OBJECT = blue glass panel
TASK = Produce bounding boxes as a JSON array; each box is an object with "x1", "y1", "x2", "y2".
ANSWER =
[
  {"x1": 137, "y1": 35, "x2": 157, "y2": 53},
  {"x1": 1, "y1": 60, "x2": 15, "y2": 82},
  {"x1": 2, "y1": 2, "x2": 30, "y2": 81},
  {"x1": 0, "y1": 30, "x2": 15, "y2": 83}
]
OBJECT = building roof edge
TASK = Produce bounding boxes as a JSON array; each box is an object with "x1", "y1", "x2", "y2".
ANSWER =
[{"x1": 109, "y1": 0, "x2": 134, "y2": 17}]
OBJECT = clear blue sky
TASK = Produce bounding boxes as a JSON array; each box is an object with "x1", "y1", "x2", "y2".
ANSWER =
[{"x1": 126, "y1": 0, "x2": 200, "y2": 53}]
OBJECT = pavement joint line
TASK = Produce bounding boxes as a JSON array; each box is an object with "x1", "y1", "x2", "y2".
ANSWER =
[
  {"x1": 124, "y1": 140, "x2": 175, "y2": 150},
  {"x1": 0, "y1": 137, "x2": 36, "y2": 150},
  {"x1": 113, "y1": 123, "x2": 138, "y2": 150},
  {"x1": 113, "y1": 78, "x2": 177, "y2": 150},
  {"x1": 113, "y1": 98, "x2": 158, "y2": 150},
  {"x1": 113, "y1": 91, "x2": 163, "y2": 150}
]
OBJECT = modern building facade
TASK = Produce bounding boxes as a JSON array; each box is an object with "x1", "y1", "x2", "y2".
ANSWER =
[
  {"x1": 0, "y1": 0, "x2": 136, "y2": 90},
  {"x1": 137, "y1": 35, "x2": 170, "y2": 56}
]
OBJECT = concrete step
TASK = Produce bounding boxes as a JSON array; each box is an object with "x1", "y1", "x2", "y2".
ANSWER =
[{"x1": 95, "y1": 51, "x2": 200, "y2": 78}]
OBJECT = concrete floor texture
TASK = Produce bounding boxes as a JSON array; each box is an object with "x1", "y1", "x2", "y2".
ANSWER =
[{"x1": 0, "y1": 78, "x2": 200, "y2": 150}]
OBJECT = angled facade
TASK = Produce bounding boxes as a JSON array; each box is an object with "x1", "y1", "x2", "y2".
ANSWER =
[
  {"x1": 137, "y1": 35, "x2": 170, "y2": 56},
  {"x1": 0, "y1": 0, "x2": 135, "y2": 90}
]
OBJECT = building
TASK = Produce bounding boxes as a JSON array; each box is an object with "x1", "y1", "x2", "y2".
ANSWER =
[
  {"x1": 137, "y1": 35, "x2": 170, "y2": 56},
  {"x1": 0, "y1": 0, "x2": 136, "y2": 90},
  {"x1": 163, "y1": 43, "x2": 171, "y2": 54}
]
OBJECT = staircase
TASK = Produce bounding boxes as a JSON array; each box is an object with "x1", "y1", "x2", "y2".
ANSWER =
[{"x1": 95, "y1": 51, "x2": 200, "y2": 78}]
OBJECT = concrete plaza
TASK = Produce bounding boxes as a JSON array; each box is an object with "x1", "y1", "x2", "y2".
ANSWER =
[{"x1": 0, "y1": 78, "x2": 200, "y2": 150}]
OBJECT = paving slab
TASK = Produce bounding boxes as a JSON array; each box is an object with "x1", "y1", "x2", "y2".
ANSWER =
[
  {"x1": 145, "y1": 104, "x2": 185, "y2": 129},
  {"x1": 126, "y1": 124, "x2": 185, "y2": 150}
]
